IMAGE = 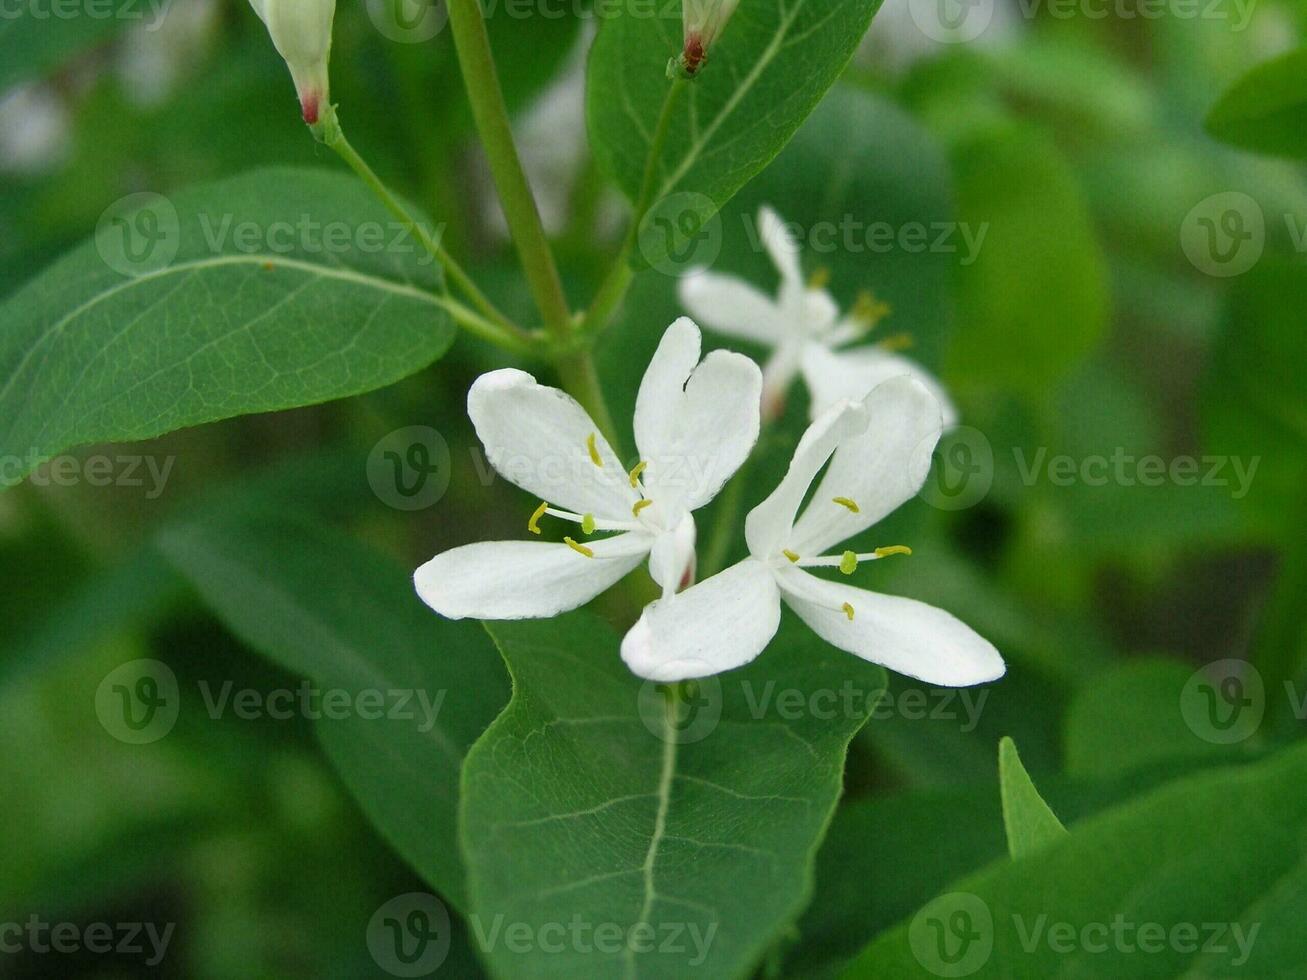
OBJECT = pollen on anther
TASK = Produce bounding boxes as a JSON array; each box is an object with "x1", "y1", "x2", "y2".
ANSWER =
[
  {"x1": 528, "y1": 501, "x2": 549, "y2": 535},
  {"x1": 808, "y1": 267, "x2": 831, "y2": 290},
  {"x1": 842, "y1": 602, "x2": 855, "y2": 621},
  {"x1": 875, "y1": 545, "x2": 913, "y2": 559},
  {"x1": 629, "y1": 460, "x2": 648, "y2": 488},
  {"x1": 839, "y1": 551, "x2": 858, "y2": 575},
  {"x1": 833, "y1": 496, "x2": 860, "y2": 513},
  {"x1": 581, "y1": 513, "x2": 596, "y2": 535},
  {"x1": 564, "y1": 537, "x2": 595, "y2": 559},
  {"x1": 782, "y1": 549, "x2": 801, "y2": 564},
  {"x1": 632, "y1": 499, "x2": 654, "y2": 518},
  {"x1": 587, "y1": 433, "x2": 603, "y2": 467}
]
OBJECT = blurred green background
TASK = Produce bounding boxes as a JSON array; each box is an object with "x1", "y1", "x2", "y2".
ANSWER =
[{"x1": 1, "y1": 0, "x2": 1304, "y2": 976}]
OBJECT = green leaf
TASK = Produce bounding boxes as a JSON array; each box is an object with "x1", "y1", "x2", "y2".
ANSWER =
[
  {"x1": 587, "y1": 0, "x2": 883, "y2": 264},
  {"x1": 842, "y1": 743, "x2": 1307, "y2": 977},
  {"x1": 1206, "y1": 47, "x2": 1307, "y2": 158},
  {"x1": 0, "y1": 168, "x2": 455, "y2": 488},
  {"x1": 1064, "y1": 658, "x2": 1245, "y2": 780},
  {"x1": 461, "y1": 612, "x2": 885, "y2": 979},
  {"x1": 0, "y1": 9, "x2": 130, "y2": 94},
  {"x1": 997, "y1": 736, "x2": 1066, "y2": 859},
  {"x1": 1201, "y1": 258, "x2": 1307, "y2": 537},
  {"x1": 156, "y1": 513, "x2": 510, "y2": 910},
  {"x1": 945, "y1": 125, "x2": 1108, "y2": 399}
]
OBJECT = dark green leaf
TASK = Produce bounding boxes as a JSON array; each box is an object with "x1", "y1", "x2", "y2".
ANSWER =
[{"x1": 998, "y1": 736, "x2": 1066, "y2": 859}]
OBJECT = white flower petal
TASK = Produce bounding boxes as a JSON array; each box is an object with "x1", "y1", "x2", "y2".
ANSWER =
[
  {"x1": 776, "y1": 567, "x2": 1005, "y2": 687},
  {"x1": 802, "y1": 344, "x2": 958, "y2": 427},
  {"x1": 634, "y1": 318, "x2": 763, "y2": 514},
  {"x1": 678, "y1": 269, "x2": 788, "y2": 346},
  {"x1": 468, "y1": 369, "x2": 637, "y2": 520},
  {"x1": 789, "y1": 375, "x2": 943, "y2": 557},
  {"x1": 744, "y1": 400, "x2": 868, "y2": 558},
  {"x1": 621, "y1": 559, "x2": 782, "y2": 681},
  {"x1": 758, "y1": 205, "x2": 803, "y2": 290},
  {"x1": 415, "y1": 534, "x2": 652, "y2": 621}
]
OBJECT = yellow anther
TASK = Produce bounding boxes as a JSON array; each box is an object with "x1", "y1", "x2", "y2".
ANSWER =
[
  {"x1": 564, "y1": 537, "x2": 595, "y2": 559},
  {"x1": 782, "y1": 549, "x2": 801, "y2": 564},
  {"x1": 528, "y1": 501, "x2": 549, "y2": 535},
  {"x1": 808, "y1": 267, "x2": 831, "y2": 290},
  {"x1": 852, "y1": 290, "x2": 892, "y2": 328},
  {"x1": 633, "y1": 499, "x2": 654, "y2": 518},
  {"x1": 833, "y1": 496, "x2": 860, "y2": 513},
  {"x1": 842, "y1": 602, "x2": 855, "y2": 621},
  {"x1": 587, "y1": 433, "x2": 603, "y2": 467},
  {"x1": 581, "y1": 513, "x2": 596, "y2": 535},
  {"x1": 877, "y1": 332, "x2": 914, "y2": 353},
  {"x1": 839, "y1": 551, "x2": 858, "y2": 575},
  {"x1": 629, "y1": 460, "x2": 648, "y2": 488},
  {"x1": 875, "y1": 545, "x2": 913, "y2": 559}
]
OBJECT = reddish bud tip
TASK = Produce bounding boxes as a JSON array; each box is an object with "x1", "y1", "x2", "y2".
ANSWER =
[
  {"x1": 683, "y1": 34, "x2": 706, "y2": 76},
  {"x1": 301, "y1": 93, "x2": 320, "y2": 125}
]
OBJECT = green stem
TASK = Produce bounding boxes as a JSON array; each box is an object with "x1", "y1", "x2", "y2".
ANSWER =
[
  {"x1": 581, "y1": 78, "x2": 686, "y2": 338},
  {"x1": 319, "y1": 110, "x2": 530, "y2": 351},
  {"x1": 445, "y1": 0, "x2": 572, "y2": 338}
]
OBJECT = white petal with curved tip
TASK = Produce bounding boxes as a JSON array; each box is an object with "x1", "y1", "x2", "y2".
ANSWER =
[
  {"x1": 776, "y1": 567, "x2": 1005, "y2": 687},
  {"x1": 789, "y1": 375, "x2": 943, "y2": 558},
  {"x1": 634, "y1": 320, "x2": 762, "y2": 515},
  {"x1": 802, "y1": 344, "x2": 958, "y2": 427},
  {"x1": 745, "y1": 400, "x2": 868, "y2": 558},
  {"x1": 678, "y1": 270, "x2": 787, "y2": 346},
  {"x1": 622, "y1": 559, "x2": 782, "y2": 681},
  {"x1": 415, "y1": 533, "x2": 652, "y2": 621},
  {"x1": 468, "y1": 369, "x2": 637, "y2": 521}
]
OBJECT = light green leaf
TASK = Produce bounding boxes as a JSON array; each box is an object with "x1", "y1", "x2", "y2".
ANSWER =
[
  {"x1": 945, "y1": 125, "x2": 1108, "y2": 399},
  {"x1": 998, "y1": 736, "x2": 1066, "y2": 859},
  {"x1": 842, "y1": 742, "x2": 1307, "y2": 977},
  {"x1": 587, "y1": 0, "x2": 883, "y2": 265},
  {"x1": 1206, "y1": 47, "x2": 1307, "y2": 158},
  {"x1": 461, "y1": 612, "x2": 885, "y2": 979},
  {"x1": 157, "y1": 513, "x2": 510, "y2": 910},
  {"x1": 0, "y1": 168, "x2": 455, "y2": 488}
]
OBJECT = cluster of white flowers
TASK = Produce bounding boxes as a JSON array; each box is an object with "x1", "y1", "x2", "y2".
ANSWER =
[{"x1": 415, "y1": 211, "x2": 1004, "y2": 688}]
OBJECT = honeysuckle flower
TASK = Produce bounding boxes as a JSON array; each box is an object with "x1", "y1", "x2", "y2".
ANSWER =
[
  {"x1": 621, "y1": 376, "x2": 1004, "y2": 687},
  {"x1": 248, "y1": 0, "x2": 336, "y2": 125},
  {"x1": 679, "y1": 206, "x2": 957, "y2": 425},
  {"x1": 415, "y1": 318, "x2": 762, "y2": 621},
  {"x1": 676, "y1": 0, "x2": 741, "y2": 76}
]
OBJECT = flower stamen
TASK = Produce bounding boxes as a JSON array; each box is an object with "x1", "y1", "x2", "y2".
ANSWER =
[
  {"x1": 629, "y1": 460, "x2": 648, "y2": 488},
  {"x1": 782, "y1": 549, "x2": 801, "y2": 564},
  {"x1": 833, "y1": 496, "x2": 860, "y2": 513},
  {"x1": 842, "y1": 602, "x2": 855, "y2": 621},
  {"x1": 564, "y1": 537, "x2": 595, "y2": 559},
  {"x1": 587, "y1": 433, "x2": 603, "y2": 467},
  {"x1": 794, "y1": 545, "x2": 914, "y2": 570},
  {"x1": 808, "y1": 267, "x2": 831, "y2": 290},
  {"x1": 839, "y1": 551, "x2": 858, "y2": 575},
  {"x1": 632, "y1": 499, "x2": 654, "y2": 518},
  {"x1": 528, "y1": 501, "x2": 549, "y2": 535},
  {"x1": 877, "y1": 332, "x2": 914, "y2": 353},
  {"x1": 581, "y1": 513, "x2": 596, "y2": 535}
]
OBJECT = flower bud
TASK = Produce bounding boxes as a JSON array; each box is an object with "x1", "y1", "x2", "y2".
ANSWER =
[
  {"x1": 248, "y1": 0, "x2": 337, "y2": 126},
  {"x1": 674, "y1": 0, "x2": 740, "y2": 77}
]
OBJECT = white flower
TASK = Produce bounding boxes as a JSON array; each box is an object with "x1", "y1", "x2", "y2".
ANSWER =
[
  {"x1": 248, "y1": 0, "x2": 337, "y2": 124},
  {"x1": 415, "y1": 318, "x2": 762, "y2": 621},
  {"x1": 679, "y1": 0, "x2": 740, "y2": 75},
  {"x1": 679, "y1": 205, "x2": 957, "y2": 424},
  {"x1": 621, "y1": 376, "x2": 1004, "y2": 687}
]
